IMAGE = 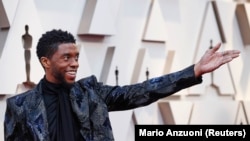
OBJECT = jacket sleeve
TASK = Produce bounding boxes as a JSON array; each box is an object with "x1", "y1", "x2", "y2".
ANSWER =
[
  {"x1": 4, "y1": 98, "x2": 17, "y2": 140},
  {"x1": 80, "y1": 65, "x2": 202, "y2": 111},
  {"x1": 4, "y1": 97, "x2": 31, "y2": 141}
]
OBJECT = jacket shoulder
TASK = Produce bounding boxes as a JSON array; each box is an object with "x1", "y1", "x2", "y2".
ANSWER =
[
  {"x1": 77, "y1": 75, "x2": 100, "y2": 88},
  {"x1": 6, "y1": 89, "x2": 34, "y2": 107}
]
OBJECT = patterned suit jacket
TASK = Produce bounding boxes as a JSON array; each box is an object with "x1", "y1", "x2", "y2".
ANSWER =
[{"x1": 4, "y1": 65, "x2": 202, "y2": 141}]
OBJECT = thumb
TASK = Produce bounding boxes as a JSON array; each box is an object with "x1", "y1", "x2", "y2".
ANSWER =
[{"x1": 211, "y1": 42, "x2": 221, "y2": 53}]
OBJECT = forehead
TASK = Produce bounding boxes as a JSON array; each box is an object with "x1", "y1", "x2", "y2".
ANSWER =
[{"x1": 56, "y1": 43, "x2": 79, "y2": 54}]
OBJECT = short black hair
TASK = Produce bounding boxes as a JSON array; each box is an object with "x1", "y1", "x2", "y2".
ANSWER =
[{"x1": 36, "y1": 29, "x2": 76, "y2": 60}]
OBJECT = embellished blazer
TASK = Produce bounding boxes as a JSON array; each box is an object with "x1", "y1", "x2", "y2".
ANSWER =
[{"x1": 4, "y1": 65, "x2": 202, "y2": 141}]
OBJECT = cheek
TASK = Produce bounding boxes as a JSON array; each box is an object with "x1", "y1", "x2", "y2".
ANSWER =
[
  {"x1": 54, "y1": 61, "x2": 68, "y2": 68},
  {"x1": 50, "y1": 58, "x2": 70, "y2": 72}
]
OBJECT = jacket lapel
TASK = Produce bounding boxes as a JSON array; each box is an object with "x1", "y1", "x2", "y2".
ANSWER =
[{"x1": 70, "y1": 83, "x2": 92, "y2": 139}]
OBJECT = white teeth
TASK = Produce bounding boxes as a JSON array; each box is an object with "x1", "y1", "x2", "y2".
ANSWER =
[{"x1": 67, "y1": 71, "x2": 76, "y2": 75}]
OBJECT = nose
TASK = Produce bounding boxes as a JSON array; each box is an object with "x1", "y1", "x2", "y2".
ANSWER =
[{"x1": 70, "y1": 58, "x2": 79, "y2": 68}]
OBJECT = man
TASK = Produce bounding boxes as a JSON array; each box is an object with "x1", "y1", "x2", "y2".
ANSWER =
[{"x1": 4, "y1": 29, "x2": 240, "y2": 141}]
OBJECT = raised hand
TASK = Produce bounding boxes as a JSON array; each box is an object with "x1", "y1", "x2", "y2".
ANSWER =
[{"x1": 194, "y1": 42, "x2": 240, "y2": 77}]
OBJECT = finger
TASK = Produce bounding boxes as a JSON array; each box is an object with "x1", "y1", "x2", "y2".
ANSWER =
[
  {"x1": 231, "y1": 52, "x2": 240, "y2": 58},
  {"x1": 232, "y1": 50, "x2": 241, "y2": 55},
  {"x1": 223, "y1": 53, "x2": 237, "y2": 61},
  {"x1": 210, "y1": 42, "x2": 221, "y2": 53},
  {"x1": 225, "y1": 50, "x2": 240, "y2": 56},
  {"x1": 222, "y1": 50, "x2": 240, "y2": 62}
]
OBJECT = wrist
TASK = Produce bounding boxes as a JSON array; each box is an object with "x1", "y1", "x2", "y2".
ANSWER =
[{"x1": 194, "y1": 63, "x2": 202, "y2": 77}]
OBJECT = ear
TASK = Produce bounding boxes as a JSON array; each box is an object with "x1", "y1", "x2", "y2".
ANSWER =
[{"x1": 40, "y1": 57, "x2": 50, "y2": 69}]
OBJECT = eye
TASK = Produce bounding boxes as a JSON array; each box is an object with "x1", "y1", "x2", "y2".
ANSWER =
[
  {"x1": 75, "y1": 55, "x2": 79, "y2": 61},
  {"x1": 63, "y1": 55, "x2": 70, "y2": 61}
]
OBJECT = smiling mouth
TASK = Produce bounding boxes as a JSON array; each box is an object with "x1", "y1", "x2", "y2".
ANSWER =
[{"x1": 66, "y1": 70, "x2": 77, "y2": 77}]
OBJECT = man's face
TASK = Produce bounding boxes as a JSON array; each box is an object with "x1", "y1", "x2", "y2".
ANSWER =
[{"x1": 45, "y1": 43, "x2": 79, "y2": 85}]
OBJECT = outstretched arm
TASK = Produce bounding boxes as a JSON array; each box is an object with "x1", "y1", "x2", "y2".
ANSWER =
[{"x1": 194, "y1": 42, "x2": 240, "y2": 77}]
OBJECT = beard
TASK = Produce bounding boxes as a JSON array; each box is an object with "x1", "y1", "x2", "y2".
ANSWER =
[{"x1": 52, "y1": 67, "x2": 74, "y2": 89}]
